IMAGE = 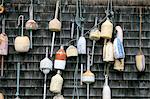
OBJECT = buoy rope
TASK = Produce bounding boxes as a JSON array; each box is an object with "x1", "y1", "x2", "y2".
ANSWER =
[{"x1": 139, "y1": 7, "x2": 142, "y2": 52}]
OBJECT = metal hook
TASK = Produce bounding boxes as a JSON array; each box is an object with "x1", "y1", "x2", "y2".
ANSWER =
[{"x1": 17, "y1": 15, "x2": 24, "y2": 36}]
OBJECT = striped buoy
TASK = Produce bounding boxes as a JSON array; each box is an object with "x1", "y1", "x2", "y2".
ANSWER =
[{"x1": 54, "y1": 46, "x2": 67, "y2": 70}]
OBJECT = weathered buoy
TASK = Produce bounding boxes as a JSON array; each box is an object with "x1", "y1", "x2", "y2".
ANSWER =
[
  {"x1": 0, "y1": 92, "x2": 4, "y2": 99},
  {"x1": 103, "y1": 40, "x2": 114, "y2": 62},
  {"x1": 113, "y1": 38, "x2": 125, "y2": 59},
  {"x1": 14, "y1": 15, "x2": 30, "y2": 52},
  {"x1": 0, "y1": 5, "x2": 4, "y2": 14},
  {"x1": 53, "y1": 94, "x2": 64, "y2": 99},
  {"x1": 101, "y1": 18, "x2": 113, "y2": 39},
  {"x1": 25, "y1": 19, "x2": 38, "y2": 30},
  {"x1": 66, "y1": 45, "x2": 78, "y2": 57},
  {"x1": 49, "y1": 0, "x2": 61, "y2": 32},
  {"x1": 50, "y1": 71, "x2": 63, "y2": 93},
  {"x1": 136, "y1": 51, "x2": 145, "y2": 72},
  {"x1": 0, "y1": 33, "x2": 8, "y2": 55},
  {"x1": 15, "y1": 36, "x2": 30, "y2": 52},
  {"x1": 102, "y1": 75, "x2": 111, "y2": 99},
  {"x1": 89, "y1": 17, "x2": 100, "y2": 41},
  {"x1": 54, "y1": 46, "x2": 67, "y2": 70},
  {"x1": 77, "y1": 36, "x2": 86, "y2": 54},
  {"x1": 114, "y1": 59, "x2": 124, "y2": 71}
]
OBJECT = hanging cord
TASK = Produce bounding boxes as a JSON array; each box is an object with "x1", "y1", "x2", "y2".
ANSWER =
[
  {"x1": 17, "y1": 15, "x2": 24, "y2": 37},
  {"x1": 59, "y1": 0, "x2": 62, "y2": 45},
  {"x1": 72, "y1": 57, "x2": 79, "y2": 99},
  {"x1": 139, "y1": 7, "x2": 142, "y2": 52},
  {"x1": 103, "y1": 63, "x2": 110, "y2": 77},
  {"x1": 1, "y1": 0, "x2": 4, "y2": 6}
]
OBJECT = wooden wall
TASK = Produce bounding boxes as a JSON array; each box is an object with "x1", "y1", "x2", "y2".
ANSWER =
[{"x1": 0, "y1": 0, "x2": 150, "y2": 99}]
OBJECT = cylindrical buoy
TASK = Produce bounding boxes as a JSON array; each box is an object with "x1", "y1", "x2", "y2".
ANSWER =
[
  {"x1": 53, "y1": 94, "x2": 64, "y2": 99},
  {"x1": 15, "y1": 15, "x2": 30, "y2": 52},
  {"x1": 54, "y1": 46, "x2": 67, "y2": 70},
  {"x1": 66, "y1": 45, "x2": 78, "y2": 57},
  {"x1": 114, "y1": 59, "x2": 124, "y2": 71},
  {"x1": 100, "y1": 18, "x2": 113, "y2": 39},
  {"x1": 0, "y1": 92, "x2": 4, "y2": 99},
  {"x1": 50, "y1": 71, "x2": 63, "y2": 93},
  {"x1": 14, "y1": 36, "x2": 30, "y2": 52},
  {"x1": 136, "y1": 51, "x2": 145, "y2": 72},
  {"x1": 103, "y1": 40, "x2": 114, "y2": 62},
  {"x1": 102, "y1": 75, "x2": 111, "y2": 99},
  {"x1": 25, "y1": 19, "x2": 38, "y2": 30},
  {"x1": 113, "y1": 38, "x2": 125, "y2": 59},
  {"x1": 77, "y1": 36, "x2": 86, "y2": 54}
]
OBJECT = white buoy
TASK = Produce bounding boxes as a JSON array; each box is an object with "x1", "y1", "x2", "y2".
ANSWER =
[
  {"x1": 0, "y1": 17, "x2": 8, "y2": 77},
  {"x1": 40, "y1": 47, "x2": 52, "y2": 99},
  {"x1": 14, "y1": 15, "x2": 30, "y2": 52},
  {"x1": 114, "y1": 59, "x2": 124, "y2": 71},
  {"x1": 66, "y1": 45, "x2": 78, "y2": 57},
  {"x1": 50, "y1": 70, "x2": 63, "y2": 93},
  {"x1": 102, "y1": 75, "x2": 111, "y2": 99}
]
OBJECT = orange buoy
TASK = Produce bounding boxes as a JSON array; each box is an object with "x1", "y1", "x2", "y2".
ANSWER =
[{"x1": 54, "y1": 46, "x2": 67, "y2": 70}]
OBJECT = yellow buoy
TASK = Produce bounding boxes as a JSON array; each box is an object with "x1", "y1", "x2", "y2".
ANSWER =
[
  {"x1": 136, "y1": 52, "x2": 145, "y2": 72},
  {"x1": 66, "y1": 45, "x2": 78, "y2": 57},
  {"x1": 114, "y1": 59, "x2": 124, "y2": 71},
  {"x1": 101, "y1": 18, "x2": 113, "y2": 39}
]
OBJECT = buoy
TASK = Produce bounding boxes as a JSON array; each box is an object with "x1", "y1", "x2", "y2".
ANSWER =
[
  {"x1": 103, "y1": 40, "x2": 114, "y2": 62},
  {"x1": 101, "y1": 18, "x2": 113, "y2": 39},
  {"x1": 25, "y1": 0, "x2": 38, "y2": 49},
  {"x1": 40, "y1": 47, "x2": 52, "y2": 99},
  {"x1": 135, "y1": 7, "x2": 145, "y2": 72},
  {"x1": 53, "y1": 94, "x2": 64, "y2": 99},
  {"x1": 89, "y1": 17, "x2": 100, "y2": 41},
  {"x1": 102, "y1": 75, "x2": 111, "y2": 99},
  {"x1": 82, "y1": 49, "x2": 95, "y2": 99},
  {"x1": 54, "y1": 46, "x2": 67, "y2": 70},
  {"x1": 114, "y1": 59, "x2": 124, "y2": 71},
  {"x1": 113, "y1": 38, "x2": 125, "y2": 59},
  {"x1": 136, "y1": 51, "x2": 145, "y2": 72},
  {"x1": 66, "y1": 45, "x2": 78, "y2": 57},
  {"x1": 40, "y1": 47, "x2": 52, "y2": 74},
  {"x1": 49, "y1": 0, "x2": 61, "y2": 32},
  {"x1": 50, "y1": 70, "x2": 63, "y2": 93},
  {"x1": 115, "y1": 26, "x2": 123, "y2": 43},
  {"x1": 0, "y1": 0, "x2": 5, "y2": 14},
  {"x1": 49, "y1": 0, "x2": 61, "y2": 57},
  {"x1": 26, "y1": 19, "x2": 38, "y2": 30},
  {"x1": 14, "y1": 15, "x2": 30, "y2": 52},
  {"x1": 0, "y1": 92, "x2": 4, "y2": 99},
  {"x1": 77, "y1": 36, "x2": 86, "y2": 54},
  {"x1": 0, "y1": 17, "x2": 8, "y2": 77}
]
